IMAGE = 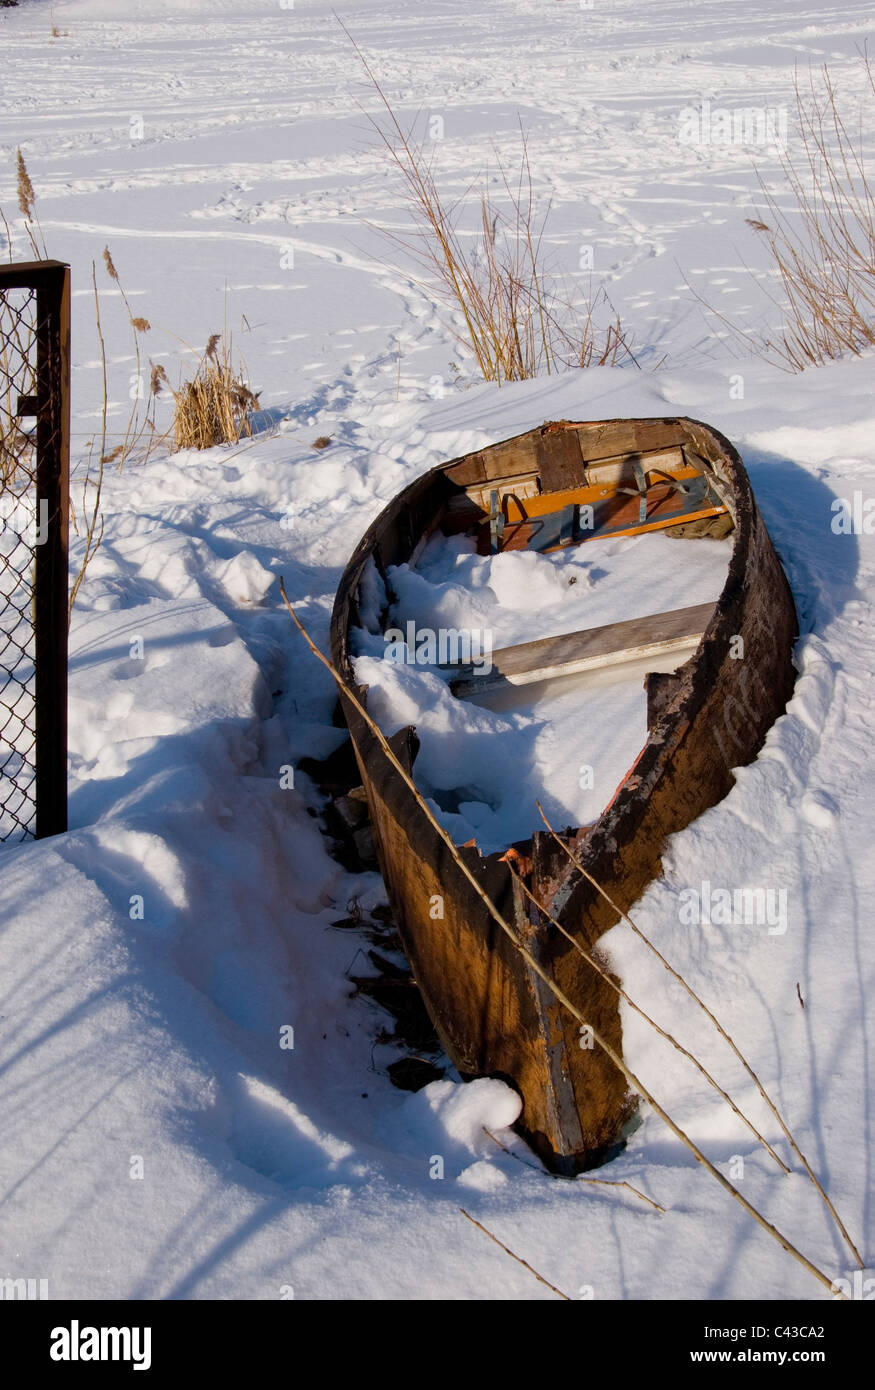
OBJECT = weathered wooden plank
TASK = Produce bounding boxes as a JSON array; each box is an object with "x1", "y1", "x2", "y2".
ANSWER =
[
  {"x1": 448, "y1": 601, "x2": 714, "y2": 695},
  {"x1": 447, "y1": 438, "x2": 540, "y2": 487},
  {"x1": 572, "y1": 418, "x2": 688, "y2": 462},
  {"x1": 536, "y1": 424, "x2": 584, "y2": 491}
]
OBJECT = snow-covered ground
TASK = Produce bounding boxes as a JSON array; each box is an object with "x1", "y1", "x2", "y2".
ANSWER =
[{"x1": 0, "y1": 0, "x2": 873, "y2": 1299}]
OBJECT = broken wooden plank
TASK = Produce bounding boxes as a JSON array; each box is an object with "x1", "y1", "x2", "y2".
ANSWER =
[
  {"x1": 536, "y1": 424, "x2": 584, "y2": 491},
  {"x1": 645, "y1": 669, "x2": 684, "y2": 727},
  {"x1": 448, "y1": 601, "x2": 716, "y2": 697}
]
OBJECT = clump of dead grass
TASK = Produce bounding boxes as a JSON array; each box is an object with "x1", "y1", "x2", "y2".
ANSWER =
[{"x1": 171, "y1": 332, "x2": 260, "y2": 450}]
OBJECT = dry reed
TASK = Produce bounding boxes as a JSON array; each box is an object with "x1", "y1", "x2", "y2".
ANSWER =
[
  {"x1": 68, "y1": 263, "x2": 108, "y2": 625},
  {"x1": 15, "y1": 149, "x2": 47, "y2": 261},
  {"x1": 100, "y1": 245, "x2": 165, "y2": 470},
  {"x1": 693, "y1": 55, "x2": 875, "y2": 369},
  {"x1": 483, "y1": 1126, "x2": 664, "y2": 1210},
  {"x1": 459, "y1": 1209, "x2": 572, "y2": 1299}
]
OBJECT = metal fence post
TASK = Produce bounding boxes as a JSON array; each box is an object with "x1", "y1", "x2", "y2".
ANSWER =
[
  {"x1": 34, "y1": 263, "x2": 69, "y2": 837},
  {"x1": 0, "y1": 259, "x2": 70, "y2": 841}
]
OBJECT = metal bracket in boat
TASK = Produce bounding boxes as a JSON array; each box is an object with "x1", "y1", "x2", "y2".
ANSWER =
[
  {"x1": 620, "y1": 458, "x2": 648, "y2": 525},
  {"x1": 489, "y1": 489, "x2": 505, "y2": 553},
  {"x1": 617, "y1": 459, "x2": 704, "y2": 524}
]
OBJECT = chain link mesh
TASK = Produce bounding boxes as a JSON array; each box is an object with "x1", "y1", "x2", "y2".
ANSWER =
[{"x1": 0, "y1": 285, "x2": 39, "y2": 840}]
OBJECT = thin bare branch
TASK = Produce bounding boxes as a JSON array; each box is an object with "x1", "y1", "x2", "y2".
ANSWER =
[{"x1": 459, "y1": 1209, "x2": 572, "y2": 1299}]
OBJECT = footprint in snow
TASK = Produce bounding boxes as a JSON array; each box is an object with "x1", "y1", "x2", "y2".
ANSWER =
[{"x1": 800, "y1": 790, "x2": 838, "y2": 828}]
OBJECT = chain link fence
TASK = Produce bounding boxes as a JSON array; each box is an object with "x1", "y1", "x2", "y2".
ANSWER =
[{"x1": 0, "y1": 261, "x2": 69, "y2": 841}]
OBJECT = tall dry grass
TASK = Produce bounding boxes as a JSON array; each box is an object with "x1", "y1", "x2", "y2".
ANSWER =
[
  {"x1": 98, "y1": 246, "x2": 165, "y2": 471},
  {"x1": 346, "y1": 27, "x2": 634, "y2": 383},
  {"x1": 68, "y1": 262, "x2": 108, "y2": 625},
  {"x1": 694, "y1": 56, "x2": 875, "y2": 369},
  {"x1": 69, "y1": 247, "x2": 168, "y2": 620}
]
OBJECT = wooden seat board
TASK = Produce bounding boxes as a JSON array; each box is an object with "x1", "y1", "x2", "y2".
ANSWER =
[{"x1": 448, "y1": 600, "x2": 716, "y2": 697}]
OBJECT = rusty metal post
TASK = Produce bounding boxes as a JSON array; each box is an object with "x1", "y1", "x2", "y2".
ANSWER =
[{"x1": 33, "y1": 262, "x2": 70, "y2": 837}]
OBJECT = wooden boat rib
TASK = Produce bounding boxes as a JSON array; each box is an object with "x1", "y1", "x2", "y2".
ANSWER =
[{"x1": 329, "y1": 417, "x2": 798, "y2": 1173}]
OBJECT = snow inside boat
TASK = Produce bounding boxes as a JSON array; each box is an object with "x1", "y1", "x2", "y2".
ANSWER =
[{"x1": 330, "y1": 417, "x2": 798, "y2": 1173}]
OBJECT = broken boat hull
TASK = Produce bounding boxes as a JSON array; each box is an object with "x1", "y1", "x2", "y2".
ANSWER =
[{"x1": 329, "y1": 417, "x2": 798, "y2": 1173}]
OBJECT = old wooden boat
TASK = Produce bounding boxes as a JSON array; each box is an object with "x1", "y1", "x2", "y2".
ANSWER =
[{"x1": 329, "y1": 416, "x2": 798, "y2": 1173}]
